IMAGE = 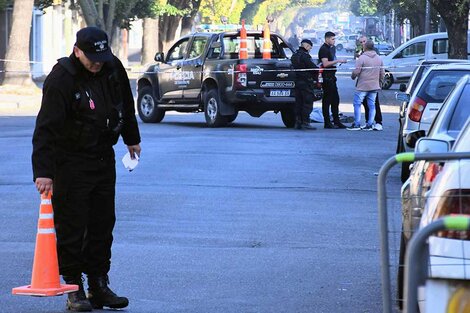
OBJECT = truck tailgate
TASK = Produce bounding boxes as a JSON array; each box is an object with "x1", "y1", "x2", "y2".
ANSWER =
[{"x1": 244, "y1": 59, "x2": 295, "y2": 97}]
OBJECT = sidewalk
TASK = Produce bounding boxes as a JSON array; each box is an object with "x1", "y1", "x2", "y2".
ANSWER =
[
  {"x1": 0, "y1": 85, "x2": 42, "y2": 116},
  {"x1": 0, "y1": 63, "x2": 143, "y2": 117}
]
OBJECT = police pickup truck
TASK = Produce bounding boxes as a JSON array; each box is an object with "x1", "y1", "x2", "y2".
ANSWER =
[{"x1": 136, "y1": 31, "x2": 297, "y2": 127}]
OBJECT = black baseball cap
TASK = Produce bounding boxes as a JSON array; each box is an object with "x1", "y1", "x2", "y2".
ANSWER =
[
  {"x1": 301, "y1": 39, "x2": 313, "y2": 46},
  {"x1": 75, "y1": 27, "x2": 113, "y2": 63}
]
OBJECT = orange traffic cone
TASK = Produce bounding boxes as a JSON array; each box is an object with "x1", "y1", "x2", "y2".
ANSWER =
[
  {"x1": 262, "y1": 22, "x2": 271, "y2": 59},
  {"x1": 12, "y1": 193, "x2": 78, "y2": 296},
  {"x1": 239, "y1": 19, "x2": 248, "y2": 59}
]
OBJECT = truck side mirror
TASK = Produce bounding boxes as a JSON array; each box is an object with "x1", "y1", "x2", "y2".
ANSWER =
[
  {"x1": 399, "y1": 84, "x2": 407, "y2": 92},
  {"x1": 154, "y1": 52, "x2": 164, "y2": 62},
  {"x1": 405, "y1": 130, "x2": 426, "y2": 149}
]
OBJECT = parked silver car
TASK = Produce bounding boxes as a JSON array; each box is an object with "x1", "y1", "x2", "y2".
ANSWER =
[
  {"x1": 396, "y1": 63, "x2": 470, "y2": 182},
  {"x1": 417, "y1": 118, "x2": 470, "y2": 312},
  {"x1": 396, "y1": 75, "x2": 470, "y2": 307}
]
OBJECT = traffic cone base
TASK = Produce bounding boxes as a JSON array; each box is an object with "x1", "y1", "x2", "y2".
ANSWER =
[
  {"x1": 12, "y1": 283, "x2": 78, "y2": 297},
  {"x1": 12, "y1": 193, "x2": 78, "y2": 297}
]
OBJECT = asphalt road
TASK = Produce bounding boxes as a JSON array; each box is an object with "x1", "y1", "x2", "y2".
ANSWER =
[{"x1": 0, "y1": 75, "x2": 404, "y2": 312}]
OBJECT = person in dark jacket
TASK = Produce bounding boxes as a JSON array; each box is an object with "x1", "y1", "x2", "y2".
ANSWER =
[
  {"x1": 291, "y1": 39, "x2": 319, "y2": 130},
  {"x1": 32, "y1": 27, "x2": 141, "y2": 312},
  {"x1": 318, "y1": 31, "x2": 348, "y2": 129}
]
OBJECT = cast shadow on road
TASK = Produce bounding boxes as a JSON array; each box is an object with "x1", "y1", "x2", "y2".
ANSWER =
[{"x1": 149, "y1": 121, "x2": 289, "y2": 130}]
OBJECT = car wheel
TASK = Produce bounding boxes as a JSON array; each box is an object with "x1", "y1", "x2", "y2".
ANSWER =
[
  {"x1": 204, "y1": 89, "x2": 228, "y2": 127},
  {"x1": 227, "y1": 111, "x2": 238, "y2": 123},
  {"x1": 281, "y1": 108, "x2": 295, "y2": 128},
  {"x1": 382, "y1": 72, "x2": 393, "y2": 90},
  {"x1": 137, "y1": 86, "x2": 165, "y2": 123},
  {"x1": 336, "y1": 44, "x2": 343, "y2": 51}
]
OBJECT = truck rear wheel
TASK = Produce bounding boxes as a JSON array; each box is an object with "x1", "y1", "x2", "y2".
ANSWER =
[
  {"x1": 204, "y1": 89, "x2": 228, "y2": 127},
  {"x1": 137, "y1": 86, "x2": 165, "y2": 123},
  {"x1": 281, "y1": 108, "x2": 295, "y2": 128}
]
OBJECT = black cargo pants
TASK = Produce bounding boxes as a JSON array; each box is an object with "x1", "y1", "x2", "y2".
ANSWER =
[
  {"x1": 52, "y1": 155, "x2": 116, "y2": 278},
  {"x1": 294, "y1": 82, "x2": 314, "y2": 124},
  {"x1": 321, "y1": 77, "x2": 341, "y2": 125}
]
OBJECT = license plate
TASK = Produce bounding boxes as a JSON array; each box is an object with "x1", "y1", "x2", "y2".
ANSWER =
[{"x1": 270, "y1": 90, "x2": 290, "y2": 97}]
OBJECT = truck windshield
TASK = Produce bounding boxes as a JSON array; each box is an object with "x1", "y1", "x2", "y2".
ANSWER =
[{"x1": 221, "y1": 35, "x2": 284, "y2": 59}]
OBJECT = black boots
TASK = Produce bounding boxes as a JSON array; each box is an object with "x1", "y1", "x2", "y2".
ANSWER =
[
  {"x1": 63, "y1": 276, "x2": 93, "y2": 312},
  {"x1": 87, "y1": 275, "x2": 129, "y2": 309}
]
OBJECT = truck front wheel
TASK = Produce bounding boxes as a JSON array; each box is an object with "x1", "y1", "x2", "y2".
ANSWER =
[
  {"x1": 204, "y1": 89, "x2": 228, "y2": 127},
  {"x1": 281, "y1": 108, "x2": 295, "y2": 128},
  {"x1": 137, "y1": 86, "x2": 165, "y2": 123}
]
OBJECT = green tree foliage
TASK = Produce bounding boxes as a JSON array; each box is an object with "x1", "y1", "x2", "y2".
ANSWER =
[
  {"x1": 241, "y1": 0, "x2": 324, "y2": 28},
  {"x1": 350, "y1": 0, "x2": 377, "y2": 16},
  {"x1": 199, "y1": 0, "x2": 247, "y2": 25},
  {"x1": 0, "y1": 0, "x2": 11, "y2": 10},
  {"x1": 33, "y1": 0, "x2": 157, "y2": 39}
]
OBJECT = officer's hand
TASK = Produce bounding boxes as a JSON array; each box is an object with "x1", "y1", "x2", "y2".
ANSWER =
[
  {"x1": 35, "y1": 177, "x2": 53, "y2": 196},
  {"x1": 127, "y1": 144, "x2": 141, "y2": 160}
]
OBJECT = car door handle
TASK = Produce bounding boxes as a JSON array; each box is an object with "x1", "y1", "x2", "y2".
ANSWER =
[{"x1": 176, "y1": 65, "x2": 181, "y2": 70}]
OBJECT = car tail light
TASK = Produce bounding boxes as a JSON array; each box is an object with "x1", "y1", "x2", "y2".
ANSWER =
[
  {"x1": 235, "y1": 64, "x2": 247, "y2": 88},
  {"x1": 433, "y1": 189, "x2": 470, "y2": 239},
  {"x1": 424, "y1": 162, "x2": 442, "y2": 185},
  {"x1": 408, "y1": 96, "x2": 427, "y2": 122}
]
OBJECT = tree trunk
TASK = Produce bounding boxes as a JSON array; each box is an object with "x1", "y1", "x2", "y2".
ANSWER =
[
  {"x1": 159, "y1": 15, "x2": 183, "y2": 52},
  {"x1": 142, "y1": 18, "x2": 159, "y2": 65},
  {"x1": 158, "y1": 0, "x2": 190, "y2": 52},
  {"x1": 77, "y1": 0, "x2": 101, "y2": 28},
  {"x1": 181, "y1": 15, "x2": 195, "y2": 35},
  {"x1": 181, "y1": 0, "x2": 202, "y2": 35},
  {"x1": 430, "y1": 0, "x2": 469, "y2": 59},
  {"x1": 2, "y1": 0, "x2": 35, "y2": 86}
]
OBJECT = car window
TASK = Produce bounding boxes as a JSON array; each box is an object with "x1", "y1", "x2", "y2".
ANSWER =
[
  {"x1": 167, "y1": 39, "x2": 189, "y2": 62},
  {"x1": 448, "y1": 83, "x2": 470, "y2": 131},
  {"x1": 452, "y1": 117, "x2": 470, "y2": 151},
  {"x1": 432, "y1": 39, "x2": 448, "y2": 54},
  {"x1": 417, "y1": 70, "x2": 470, "y2": 103},
  {"x1": 400, "y1": 41, "x2": 426, "y2": 58},
  {"x1": 222, "y1": 35, "x2": 282, "y2": 59},
  {"x1": 188, "y1": 37, "x2": 208, "y2": 59}
]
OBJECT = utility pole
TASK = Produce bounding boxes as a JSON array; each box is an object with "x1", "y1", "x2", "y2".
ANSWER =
[{"x1": 424, "y1": 0, "x2": 431, "y2": 33}]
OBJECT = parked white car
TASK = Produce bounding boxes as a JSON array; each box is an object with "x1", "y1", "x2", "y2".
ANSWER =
[
  {"x1": 397, "y1": 63, "x2": 470, "y2": 181},
  {"x1": 335, "y1": 34, "x2": 357, "y2": 52},
  {"x1": 417, "y1": 118, "x2": 470, "y2": 313},
  {"x1": 381, "y1": 31, "x2": 470, "y2": 89},
  {"x1": 396, "y1": 75, "x2": 470, "y2": 308}
]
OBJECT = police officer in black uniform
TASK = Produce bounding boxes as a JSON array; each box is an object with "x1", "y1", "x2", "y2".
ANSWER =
[
  {"x1": 318, "y1": 31, "x2": 348, "y2": 129},
  {"x1": 32, "y1": 27, "x2": 141, "y2": 312},
  {"x1": 291, "y1": 39, "x2": 319, "y2": 130}
]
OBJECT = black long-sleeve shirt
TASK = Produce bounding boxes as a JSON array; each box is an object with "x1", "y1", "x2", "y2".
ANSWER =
[
  {"x1": 32, "y1": 54, "x2": 141, "y2": 181},
  {"x1": 291, "y1": 47, "x2": 319, "y2": 87}
]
